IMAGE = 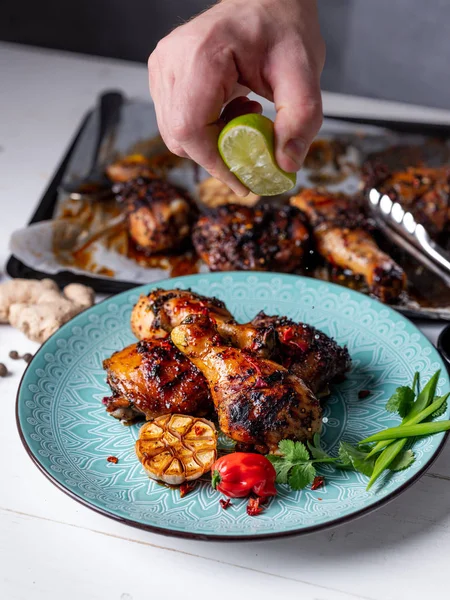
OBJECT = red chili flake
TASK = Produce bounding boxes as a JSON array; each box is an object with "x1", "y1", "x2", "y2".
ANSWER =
[
  {"x1": 247, "y1": 497, "x2": 264, "y2": 517},
  {"x1": 219, "y1": 498, "x2": 232, "y2": 510},
  {"x1": 311, "y1": 476, "x2": 324, "y2": 491},
  {"x1": 179, "y1": 482, "x2": 195, "y2": 498},
  {"x1": 244, "y1": 354, "x2": 262, "y2": 377},
  {"x1": 281, "y1": 327, "x2": 295, "y2": 342},
  {"x1": 254, "y1": 377, "x2": 267, "y2": 389},
  {"x1": 101, "y1": 397, "x2": 110, "y2": 406},
  {"x1": 281, "y1": 327, "x2": 309, "y2": 352},
  {"x1": 194, "y1": 425, "x2": 204, "y2": 436},
  {"x1": 317, "y1": 497, "x2": 323, "y2": 501},
  {"x1": 107, "y1": 456, "x2": 118, "y2": 464},
  {"x1": 358, "y1": 390, "x2": 371, "y2": 399}
]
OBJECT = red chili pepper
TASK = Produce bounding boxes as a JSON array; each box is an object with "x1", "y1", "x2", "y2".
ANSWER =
[
  {"x1": 247, "y1": 497, "x2": 264, "y2": 516},
  {"x1": 311, "y1": 476, "x2": 324, "y2": 491},
  {"x1": 211, "y1": 453, "x2": 277, "y2": 499}
]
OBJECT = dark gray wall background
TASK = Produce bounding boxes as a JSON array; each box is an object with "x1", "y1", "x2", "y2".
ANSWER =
[{"x1": 2, "y1": 0, "x2": 450, "y2": 109}]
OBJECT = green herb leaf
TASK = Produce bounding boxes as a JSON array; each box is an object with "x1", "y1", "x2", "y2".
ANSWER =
[
  {"x1": 278, "y1": 439, "x2": 309, "y2": 462},
  {"x1": 366, "y1": 392, "x2": 449, "y2": 457},
  {"x1": 288, "y1": 462, "x2": 316, "y2": 490},
  {"x1": 412, "y1": 372, "x2": 420, "y2": 396},
  {"x1": 338, "y1": 442, "x2": 376, "y2": 477},
  {"x1": 266, "y1": 455, "x2": 292, "y2": 484},
  {"x1": 430, "y1": 396, "x2": 448, "y2": 418},
  {"x1": 361, "y1": 420, "x2": 450, "y2": 444},
  {"x1": 307, "y1": 433, "x2": 332, "y2": 460},
  {"x1": 408, "y1": 369, "x2": 440, "y2": 419},
  {"x1": 389, "y1": 449, "x2": 415, "y2": 472},
  {"x1": 366, "y1": 439, "x2": 407, "y2": 490},
  {"x1": 386, "y1": 386, "x2": 415, "y2": 418}
]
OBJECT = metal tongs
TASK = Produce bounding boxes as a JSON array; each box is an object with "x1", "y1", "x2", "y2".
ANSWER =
[{"x1": 368, "y1": 188, "x2": 450, "y2": 287}]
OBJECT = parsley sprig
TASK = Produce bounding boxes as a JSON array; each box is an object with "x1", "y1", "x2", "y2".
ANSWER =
[
  {"x1": 268, "y1": 369, "x2": 450, "y2": 493},
  {"x1": 267, "y1": 438, "x2": 338, "y2": 490}
]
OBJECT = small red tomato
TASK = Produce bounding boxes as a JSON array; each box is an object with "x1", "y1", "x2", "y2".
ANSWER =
[{"x1": 211, "y1": 452, "x2": 277, "y2": 499}]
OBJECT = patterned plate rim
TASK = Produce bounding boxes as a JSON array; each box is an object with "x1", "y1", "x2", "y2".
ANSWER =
[{"x1": 15, "y1": 273, "x2": 450, "y2": 542}]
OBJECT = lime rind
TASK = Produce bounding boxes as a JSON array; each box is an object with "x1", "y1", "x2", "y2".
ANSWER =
[{"x1": 218, "y1": 114, "x2": 296, "y2": 196}]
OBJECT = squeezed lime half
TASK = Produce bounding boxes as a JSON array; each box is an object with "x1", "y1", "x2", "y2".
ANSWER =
[{"x1": 218, "y1": 113, "x2": 296, "y2": 196}]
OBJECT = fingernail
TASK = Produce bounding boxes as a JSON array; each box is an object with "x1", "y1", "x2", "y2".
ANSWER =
[{"x1": 284, "y1": 138, "x2": 307, "y2": 170}]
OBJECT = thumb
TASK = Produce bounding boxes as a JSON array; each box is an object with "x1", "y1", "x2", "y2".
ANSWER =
[{"x1": 270, "y1": 64, "x2": 323, "y2": 173}]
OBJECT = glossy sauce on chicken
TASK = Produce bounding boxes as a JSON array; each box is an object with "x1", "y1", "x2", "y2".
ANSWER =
[
  {"x1": 102, "y1": 338, "x2": 211, "y2": 423},
  {"x1": 171, "y1": 315, "x2": 322, "y2": 454},
  {"x1": 131, "y1": 288, "x2": 275, "y2": 357}
]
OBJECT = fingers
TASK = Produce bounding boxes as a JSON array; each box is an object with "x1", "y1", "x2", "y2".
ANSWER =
[
  {"x1": 221, "y1": 96, "x2": 263, "y2": 123},
  {"x1": 150, "y1": 39, "x2": 250, "y2": 195},
  {"x1": 148, "y1": 48, "x2": 189, "y2": 158},
  {"x1": 269, "y1": 53, "x2": 323, "y2": 173}
]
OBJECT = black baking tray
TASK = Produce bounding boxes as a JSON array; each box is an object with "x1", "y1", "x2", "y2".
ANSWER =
[{"x1": 7, "y1": 95, "x2": 450, "y2": 299}]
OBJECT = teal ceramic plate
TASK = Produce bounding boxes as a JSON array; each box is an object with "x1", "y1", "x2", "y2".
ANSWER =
[{"x1": 17, "y1": 273, "x2": 450, "y2": 540}]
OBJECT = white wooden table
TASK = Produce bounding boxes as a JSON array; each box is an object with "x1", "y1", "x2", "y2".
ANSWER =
[{"x1": 1, "y1": 42, "x2": 450, "y2": 600}]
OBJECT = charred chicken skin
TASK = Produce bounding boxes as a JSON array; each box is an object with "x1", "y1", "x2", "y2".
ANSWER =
[
  {"x1": 171, "y1": 315, "x2": 322, "y2": 453},
  {"x1": 363, "y1": 164, "x2": 450, "y2": 241},
  {"x1": 192, "y1": 204, "x2": 310, "y2": 272},
  {"x1": 251, "y1": 312, "x2": 351, "y2": 395},
  {"x1": 291, "y1": 189, "x2": 406, "y2": 302},
  {"x1": 131, "y1": 288, "x2": 275, "y2": 357},
  {"x1": 114, "y1": 177, "x2": 195, "y2": 254},
  {"x1": 102, "y1": 338, "x2": 211, "y2": 423}
]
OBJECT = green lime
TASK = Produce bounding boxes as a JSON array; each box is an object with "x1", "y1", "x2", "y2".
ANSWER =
[{"x1": 218, "y1": 113, "x2": 296, "y2": 196}]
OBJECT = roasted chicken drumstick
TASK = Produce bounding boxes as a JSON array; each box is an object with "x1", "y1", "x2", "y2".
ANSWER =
[
  {"x1": 171, "y1": 315, "x2": 322, "y2": 453},
  {"x1": 131, "y1": 288, "x2": 275, "y2": 357},
  {"x1": 291, "y1": 189, "x2": 406, "y2": 302},
  {"x1": 102, "y1": 338, "x2": 211, "y2": 423},
  {"x1": 114, "y1": 176, "x2": 195, "y2": 254}
]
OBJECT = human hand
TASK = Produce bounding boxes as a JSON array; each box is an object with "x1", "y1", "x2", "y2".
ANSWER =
[{"x1": 148, "y1": 0, "x2": 325, "y2": 195}]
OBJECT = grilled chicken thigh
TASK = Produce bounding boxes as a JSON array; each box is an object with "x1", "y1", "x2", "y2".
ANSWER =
[
  {"x1": 131, "y1": 288, "x2": 275, "y2": 357},
  {"x1": 251, "y1": 312, "x2": 351, "y2": 395},
  {"x1": 291, "y1": 189, "x2": 406, "y2": 302},
  {"x1": 114, "y1": 177, "x2": 195, "y2": 254},
  {"x1": 102, "y1": 338, "x2": 211, "y2": 423},
  {"x1": 171, "y1": 315, "x2": 322, "y2": 453},
  {"x1": 192, "y1": 204, "x2": 310, "y2": 272}
]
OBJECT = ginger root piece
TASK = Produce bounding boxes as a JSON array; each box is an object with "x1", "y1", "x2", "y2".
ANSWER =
[
  {"x1": 0, "y1": 278, "x2": 59, "y2": 323},
  {"x1": 0, "y1": 278, "x2": 95, "y2": 343},
  {"x1": 198, "y1": 176, "x2": 260, "y2": 208}
]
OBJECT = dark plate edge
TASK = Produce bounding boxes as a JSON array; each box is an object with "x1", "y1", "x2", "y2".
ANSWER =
[{"x1": 14, "y1": 274, "x2": 450, "y2": 542}]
